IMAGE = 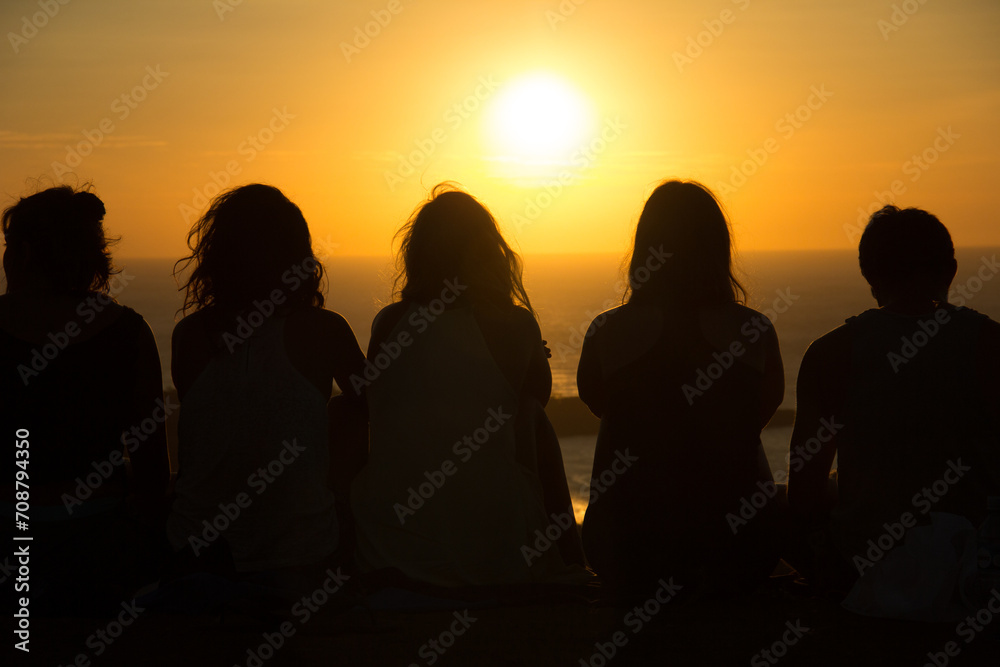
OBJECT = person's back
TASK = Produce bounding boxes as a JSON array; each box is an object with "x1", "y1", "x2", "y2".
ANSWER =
[
  {"x1": 0, "y1": 186, "x2": 169, "y2": 614},
  {"x1": 832, "y1": 305, "x2": 999, "y2": 559},
  {"x1": 166, "y1": 184, "x2": 365, "y2": 578},
  {"x1": 578, "y1": 181, "x2": 784, "y2": 595},
  {"x1": 0, "y1": 296, "x2": 159, "y2": 502},
  {"x1": 353, "y1": 301, "x2": 563, "y2": 584},
  {"x1": 787, "y1": 205, "x2": 1000, "y2": 615},
  {"x1": 167, "y1": 306, "x2": 359, "y2": 570},
  {"x1": 351, "y1": 185, "x2": 585, "y2": 587}
]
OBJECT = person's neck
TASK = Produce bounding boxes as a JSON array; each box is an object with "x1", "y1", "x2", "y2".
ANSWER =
[{"x1": 878, "y1": 296, "x2": 949, "y2": 316}]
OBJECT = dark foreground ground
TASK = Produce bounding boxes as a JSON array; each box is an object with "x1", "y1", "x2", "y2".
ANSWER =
[
  {"x1": 31, "y1": 396, "x2": 978, "y2": 665},
  {"x1": 17, "y1": 573, "x2": 1000, "y2": 667}
]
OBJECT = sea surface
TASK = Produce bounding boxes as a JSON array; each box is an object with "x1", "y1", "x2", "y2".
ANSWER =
[{"x1": 112, "y1": 249, "x2": 1000, "y2": 521}]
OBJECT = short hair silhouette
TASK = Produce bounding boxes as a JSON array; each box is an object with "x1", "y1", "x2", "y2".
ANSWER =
[
  {"x1": 625, "y1": 179, "x2": 746, "y2": 306},
  {"x1": 858, "y1": 205, "x2": 956, "y2": 295},
  {"x1": 2, "y1": 185, "x2": 118, "y2": 295},
  {"x1": 393, "y1": 182, "x2": 533, "y2": 314},
  {"x1": 175, "y1": 183, "x2": 324, "y2": 314}
]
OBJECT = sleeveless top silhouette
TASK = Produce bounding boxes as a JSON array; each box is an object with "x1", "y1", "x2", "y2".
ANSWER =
[
  {"x1": 0, "y1": 306, "x2": 148, "y2": 517},
  {"x1": 352, "y1": 304, "x2": 571, "y2": 586},
  {"x1": 582, "y1": 306, "x2": 777, "y2": 586},
  {"x1": 831, "y1": 305, "x2": 1000, "y2": 560},
  {"x1": 167, "y1": 314, "x2": 338, "y2": 571}
]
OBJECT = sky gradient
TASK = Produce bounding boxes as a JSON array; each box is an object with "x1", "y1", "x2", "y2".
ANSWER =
[{"x1": 1, "y1": 0, "x2": 998, "y2": 258}]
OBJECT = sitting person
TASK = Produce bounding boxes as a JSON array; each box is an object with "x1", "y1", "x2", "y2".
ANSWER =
[
  {"x1": 577, "y1": 180, "x2": 785, "y2": 596},
  {"x1": 351, "y1": 183, "x2": 586, "y2": 587},
  {"x1": 166, "y1": 184, "x2": 366, "y2": 587},
  {"x1": 0, "y1": 185, "x2": 169, "y2": 614},
  {"x1": 786, "y1": 205, "x2": 1000, "y2": 617}
]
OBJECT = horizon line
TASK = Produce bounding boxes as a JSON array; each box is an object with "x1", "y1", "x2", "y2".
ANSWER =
[{"x1": 117, "y1": 245, "x2": 1000, "y2": 261}]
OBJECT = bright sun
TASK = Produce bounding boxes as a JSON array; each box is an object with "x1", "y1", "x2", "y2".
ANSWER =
[{"x1": 484, "y1": 72, "x2": 597, "y2": 166}]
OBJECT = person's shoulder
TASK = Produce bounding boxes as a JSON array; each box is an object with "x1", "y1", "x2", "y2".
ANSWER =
[
  {"x1": 720, "y1": 302, "x2": 763, "y2": 318},
  {"x1": 115, "y1": 304, "x2": 154, "y2": 336},
  {"x1": 467, "y1": 303, "x2": 542, "y2": 351},
  {"x1": 117, "y1": 302, "x2": 150, "y2": 328},
  {"x1": 85, "y1": 302, "x2": 157, "y2": 361},
  {"x1": 85, "y1": 297, "x2": 144, "y2": 337},
  {"x1": 594, "y1": 304, "x2": 627, "y2": 321},
  {"x1": 478, "y1": 303, "x2": 540, "y2": 338},
  {"x1": 508, "y1": 304, "x2": 539, "y2": 327},
  {"x1": 713, "y1": 302, "x2": 777, "y2": 332},
  {"x1": 978, "y1": 313, "x2": 1000, "y2": 336},
  {"x1": 804, "y1": 321, "x2": 852, "y2": 360},
  {"x1": 968, "y1": 309, "x2": 1000, "y2": 347},
  {"x1": 371, "y1": 301, "x2": 409, "y2": 334},
  {"x1": 288, "y1": 305, "x2": 358, "y2": 341},
  {"x1": 953, "y1": 305, "x2": 1000, "y2": 326},
  {"x1": 173, "y1": 307, "x2": 206, "y2": 330},
  {"x1": 472, "y1": 302, "x2": 534, "y2": 324},
  {"x1": 294, "y1": 305, "x2": 350, "y2": 327},
  {"x1": 172, "y1": 307, "x2": 213, "y2": 344},
  {"x1": 582, "y1": 304, "x2": 625, "y2": 334},
  {"x1": 375, "y1": 301, "x2": 410, "y2": 322}
]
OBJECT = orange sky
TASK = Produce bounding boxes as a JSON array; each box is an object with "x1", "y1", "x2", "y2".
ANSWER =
[{"x1": 1, "y1": 0, "x2": 998, "y2": 258}]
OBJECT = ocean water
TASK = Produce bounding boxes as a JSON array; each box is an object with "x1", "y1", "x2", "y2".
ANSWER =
[{"x1": 116, "y1": 248, "x2": 1000, "y2": 405}]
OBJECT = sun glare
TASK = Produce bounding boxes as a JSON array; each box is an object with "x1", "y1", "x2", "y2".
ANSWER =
[{"x1": 484, "y1": 72, "x2": 597, "y2": 170}]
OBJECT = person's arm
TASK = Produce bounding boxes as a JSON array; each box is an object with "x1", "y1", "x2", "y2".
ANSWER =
[
  {"x1": 170, "y1": 317, "x2": 190, "y2": 401},
  {"x1": 126, "y1": 317, "x2": 170, "y2": 520},
  {"x1": 975, "y1": 318, "x2": 1000, "y2": 490},
  {"x1": 170, "y1": 312, "x2": 215, "y2": 401},
  {"x1": 364, "y1": 302, "x2": 407, "y2": 367},
  {"x1": 519, "y1": 309, "x2": 552, "y2": 407},
  {"x1": 759, "y1": 315, "x2": 785, "y2": 429},
  {"x1": 326, "y1": 311, "x2": 369, "y2": 497},
  {"x1": 328, "y1": 311, "x2": 368, "y2": 403},
  {"x1": 786, "y1": 332, "x2": 846, "y2": 524},
  {"x1": 577, "y1": 314, "x2": 607, "y2": 417}
]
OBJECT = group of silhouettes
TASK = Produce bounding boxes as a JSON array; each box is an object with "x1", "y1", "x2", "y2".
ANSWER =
[{"x1": 1, "y1": 180, "x2": 998, "y2": 618}]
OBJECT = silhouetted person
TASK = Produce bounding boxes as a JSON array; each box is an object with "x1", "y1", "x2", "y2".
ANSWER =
[
  {"x1": 578, "y1": 180, "x2": 785, "y2": 596},
  {"x1": 786, "y1": 205, "x2": 1000, "y2": 614},
  {"x1": 167, "y1": 184, "x2": 365, "y2": 591},
  {"x1": 351, "y1": 183, "x2": 587, "y2": 587},
  {"x1": 0, "y1": 185, "x2": 169, "y2": 614}
]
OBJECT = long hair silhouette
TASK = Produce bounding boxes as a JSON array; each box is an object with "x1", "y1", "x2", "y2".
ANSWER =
[
  {"x1": 393, "y1": 182, "x2": 533, "y2": 314},
  {"x1": 625, "y1": 179, "x2": 746, "y2": 307},
  {"x1": 174, "y1": 183, "x2": 324, "y2": 314}
]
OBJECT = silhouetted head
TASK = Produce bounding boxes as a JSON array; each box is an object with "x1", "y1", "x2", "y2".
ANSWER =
[
  {"x1": 394, "y1": 183, "x2": 533, "y2": 313},
  {"x1": 858, "y1": 205, "x2": 956, "y2": 305},
  {"x1": 2, "y1": 185, "x2": 118, "y2": 296},
  {"x1": 625, "y1": 180, "x2": 746, "y2": 307},
  {"x1": 175, "y1": 184, "x2": 324, "y2": 314}
]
